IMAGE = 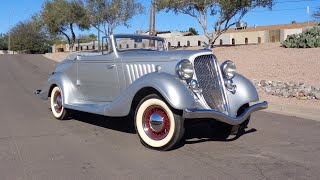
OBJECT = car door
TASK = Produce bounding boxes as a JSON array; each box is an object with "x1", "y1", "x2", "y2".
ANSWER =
[{"x1": 77, "y1": 54, "x2": 120, "y2": 102}]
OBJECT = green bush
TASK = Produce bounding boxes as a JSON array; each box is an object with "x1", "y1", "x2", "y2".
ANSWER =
[{"x1": 282, "y1": 26, "x2": 320, "y2": 48}]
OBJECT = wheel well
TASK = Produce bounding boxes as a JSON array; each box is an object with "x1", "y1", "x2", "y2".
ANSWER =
[
  {"x1": 48, "y1": 84, "x2": 57, "y2": 97},
  {"x1": 237, "y1": 103, "x2": 249, "y2": 116},
  {"x1": 131, "y1": 87, "x2": 162, "y2": 112}
]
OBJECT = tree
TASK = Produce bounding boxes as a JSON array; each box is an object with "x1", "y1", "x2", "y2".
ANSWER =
[
  {"x1": 85, "y1": 0, "x2": 144, "y2": 35},
  {"x1": 188, "y1": 27, "x2": 199, "y2": 35},
  {"x1": 0, "y1": 33, "x2": 8, "y2": 50},
  {"x1": 9, "y1": 20, "x2": 49, "y2": 54},
  {"x1": 291, "y1": 20, "x2": 297, "y2": 24},
  {"x1": 41, "y1": 0, "x2": 90, "y2": 50},
  {"x1": 158, "y1": 0, "x2": 274, "y2": 46},
  {"x1": 313, "y1": 7, "x2": 320, "y2": 20},
  {"x1": 78, "y1": 33, "x2": 97, "y2": 43}
]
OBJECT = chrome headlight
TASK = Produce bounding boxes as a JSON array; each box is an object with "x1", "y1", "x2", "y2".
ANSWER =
[
  {"x1": 221, "y1": 60, "x2": 236, "y2": 79},
  {"x1": 176, "y1": 59, "x2": 194, "y2": 80}
]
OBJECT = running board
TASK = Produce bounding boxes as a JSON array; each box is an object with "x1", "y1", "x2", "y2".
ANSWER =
[{"x1": 64, "y1": 102, "x2": 110, "y2": 116}]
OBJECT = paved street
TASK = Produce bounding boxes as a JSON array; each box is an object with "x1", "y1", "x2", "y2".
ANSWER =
[{"x1": 0, "y1": 54, "x2": 319, "y2": 179}]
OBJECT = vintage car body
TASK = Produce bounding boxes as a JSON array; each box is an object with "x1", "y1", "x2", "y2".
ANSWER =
[{"x1": 36, "y1": 34, "x2": 268, "y2": 150}]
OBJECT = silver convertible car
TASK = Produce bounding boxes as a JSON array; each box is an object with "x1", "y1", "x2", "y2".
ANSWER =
[{"x1": 36, "y1": 34, "x2": 268, "y2": 150}]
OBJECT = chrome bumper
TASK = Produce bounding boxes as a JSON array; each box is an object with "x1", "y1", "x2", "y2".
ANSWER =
[{"x1": 183, "y1": 101, "x2": 268, "y2": 125}]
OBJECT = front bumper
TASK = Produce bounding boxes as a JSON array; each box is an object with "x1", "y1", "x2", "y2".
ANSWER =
[{"x1": 183, "y1": 101, "x2": 268, "y2": 125}]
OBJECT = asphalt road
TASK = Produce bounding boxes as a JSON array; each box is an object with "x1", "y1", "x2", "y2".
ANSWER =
[{"x1": 0, "y1": 54, "x2": 319, "y2": 180}]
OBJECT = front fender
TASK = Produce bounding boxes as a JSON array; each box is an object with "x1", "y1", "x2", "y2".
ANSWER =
[
  {"x1": 105, "y1": 72, "x2": 196, "y2": 117},
  {"x1": 38, "y1": 72, "x2": 81, "y2": 105},
  {"x1": 227, "y1": 73, "x2": 259, "y2": 117}
]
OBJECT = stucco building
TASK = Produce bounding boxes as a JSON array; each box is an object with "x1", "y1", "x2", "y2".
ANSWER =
[
  {"x1": 155, "y1": 22, "x2": 319, "y2": 47},
  {"x1": 51, "y1": 22, "x2": 319, "y2": 52}
]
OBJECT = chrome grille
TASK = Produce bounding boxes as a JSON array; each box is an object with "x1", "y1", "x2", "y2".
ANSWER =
[{"x1": 193, "y1": 55, "x2": 227, "y2": 113}]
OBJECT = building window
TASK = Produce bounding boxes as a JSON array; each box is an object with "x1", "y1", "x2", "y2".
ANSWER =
[
  {"x1": 220, "y1": 39, "x2": 223, "y2": 45},
  {"x1": 258, "y1": 37, "x2": 261, "y2": 44},
  {"x1": 86, "y1": 46, "x2": 89, "y2": 50},
  {"x1": 92, "y1": 45, "x2": 95, "y2": 50},
  {"x1": 232, "y1": 38, "x2": 235, "y2": 45},
  {"x1": 134, "y1": 44, "x2": 137, "y2": 48},
  {"x1": 168, "y1": 42, "x2": 171, "y2": 47},
  {"x1": 119, "y1": 44, "x2": 122, "y2": 49},
  {"x1": 177, "y1": 41, "x2": 181, "y2": 47},
  {"x1": 198, "y1": 41, "x2": 201, "y2": 46},
  {"x1": 245, "y1": 38, "x2": 248, "y2": 45},
  {"x1": 187, "y1": 41, "x2": 190, "y2": 47},
  {"x1": 126, "y1": 44, "x2": 129, "y2": 48}
]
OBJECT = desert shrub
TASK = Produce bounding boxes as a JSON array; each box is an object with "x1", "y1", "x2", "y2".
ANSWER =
[{"x1": 282, "y1": 26, "x2": 320, "y2": 48}]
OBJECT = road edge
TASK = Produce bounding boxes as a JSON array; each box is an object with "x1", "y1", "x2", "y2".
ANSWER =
[{"x1": 263, "y1": 103, "x2": 320, "y2": 122}]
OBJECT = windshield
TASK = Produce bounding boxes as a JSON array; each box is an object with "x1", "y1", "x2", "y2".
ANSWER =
[{"x1": 114, "y1": 35, "x2": 166, "y2": 52}]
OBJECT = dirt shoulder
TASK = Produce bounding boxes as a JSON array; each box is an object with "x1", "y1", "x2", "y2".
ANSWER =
[
  {"x1": 43, "y1": 52, "x2": 70, "y2": 62},
  {"x1": 212, "y1": 43, "x2": 320, "y2": 110}
]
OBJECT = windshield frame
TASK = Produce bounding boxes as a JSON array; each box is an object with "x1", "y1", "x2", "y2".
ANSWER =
[{"x1": 110, "y1": 34, "x2": 168, "y2": 57}]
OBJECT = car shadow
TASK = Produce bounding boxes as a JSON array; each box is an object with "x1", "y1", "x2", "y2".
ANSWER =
[
  {"x1": 184, "y1": 120, "x2": 257, "y2": 145},
  {"x1": 69, "y1": 110, "x2": 136, "y2": 134},
  {"x1": 67, "y1": 111, "x2": 256, "y2": 147}
]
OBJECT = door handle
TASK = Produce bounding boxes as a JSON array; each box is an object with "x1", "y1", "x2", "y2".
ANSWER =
[{"x1": 106, "y1": 64, "x2": 116, "y2": 69}]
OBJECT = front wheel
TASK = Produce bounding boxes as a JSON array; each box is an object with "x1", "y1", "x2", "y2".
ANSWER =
[
  {"x1": 50, "y1": 86, "x2": 69, "y2": 120},
  {"x1": 135, "y1": 94, "x2": 184, "y2": 151}
]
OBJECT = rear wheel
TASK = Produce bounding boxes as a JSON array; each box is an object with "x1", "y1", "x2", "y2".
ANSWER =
[
  {"x1": 50, "y1": 86, "x2": 69, "y2": 120},
  {"x1": 135, "y1": 94, "x2": 184, "y2": 151}
]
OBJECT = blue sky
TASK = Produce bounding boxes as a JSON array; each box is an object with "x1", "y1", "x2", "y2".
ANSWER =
[{"x1": 0, "y1": 0, "x2": 319, "y2": 35}]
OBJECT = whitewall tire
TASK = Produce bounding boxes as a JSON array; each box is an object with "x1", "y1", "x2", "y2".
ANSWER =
[
  {"x1": 135, "y1": 94, "x2": 184, "y2": 151},
  {"x1": 50, "y1": 86, "x2": 68, "y2": 120}
]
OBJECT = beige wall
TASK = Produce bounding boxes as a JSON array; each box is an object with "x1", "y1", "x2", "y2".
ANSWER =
[
  {"x1": 280, "y1": 28, "x2": 303, "y2": 42},
  {"x1": 166, "y1": 31, "x2": 266, "y2": 46},
  {"x1": 158, "y1": 31, "x2": 185, "y2": 38},
  {"x1": 228, "y1": 31, "x2": 266, "y2": 45},
  {"x1": 163, "y1": 26, "x2": 314, "y2": 47},
  {"x1": 166, "y1": 35, "x2": 208, "y2": 47}
]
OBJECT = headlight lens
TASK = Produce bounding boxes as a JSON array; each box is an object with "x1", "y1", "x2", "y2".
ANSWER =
[
  {"x1": 176, "y1": 59, "x2": 194, "y2": 80},
  {"x1": 221, "y1": 60, "x2": 236, "y2": 79}
]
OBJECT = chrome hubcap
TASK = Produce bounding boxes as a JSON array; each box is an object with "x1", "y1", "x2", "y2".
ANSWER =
[
  {"x1": 53, "y1": 91, "x2": 62, "y2": 113},
  {"x1": 149, "y1": 113, "x2": 164, "y2": 132},
  {"x1": 143, "y1": 105, "x2": 170, "y2": 140}
]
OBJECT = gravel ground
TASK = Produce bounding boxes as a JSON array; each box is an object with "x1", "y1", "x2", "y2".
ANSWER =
[
  {"x1": 44, "y1": 43, "x2": 320, "y2": 109},
  {"x1": 213, "y1": 43, "x2": 320, "y2": 87}
]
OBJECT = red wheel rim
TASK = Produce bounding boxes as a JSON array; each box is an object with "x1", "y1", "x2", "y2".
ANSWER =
[
  {"x1": 142, "y1": 105, "x2": 170, "y2": 140},
  {"x1": 53, "y1": 90, "x2": 62, "y2": 113}
]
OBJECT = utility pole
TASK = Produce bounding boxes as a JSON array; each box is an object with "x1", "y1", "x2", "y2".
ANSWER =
[
  {"x1": 97, "y1": 0, "x2": 101, "y2": 51},
  {"x1": 149, "y1": 0, "x2": 156, "y2": 36},
  {"x1": 149, "y1": 2, "x2": 153, "y2": 36},
  {"x1": 152, "y1": 0, "x2": 156, "y2": 36}
]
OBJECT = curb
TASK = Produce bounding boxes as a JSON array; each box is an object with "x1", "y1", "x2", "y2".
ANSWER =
[{"x1": 263, "y1": 103, "x2": 320, "y2": 122}]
